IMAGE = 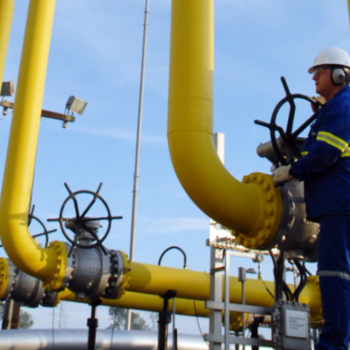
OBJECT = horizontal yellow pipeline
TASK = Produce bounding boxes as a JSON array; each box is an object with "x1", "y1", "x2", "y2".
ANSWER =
[
  {"x1": 59, "y1": 289, "x2": 209, "y2": 318},
  {"x1": 0, "y1": 255, "x2": 322, "y2": 325},
  {"x1": 124, "y1": 262, "x2": 322, "y2": 323},
  {"x1": 167, "y1": 0, "x2": 283, "y2": 248},
  {"x1": 127, "y1": 262, "x2": 272, "y2": 306},
  {"x1": 0, "y1": 0, "x2": 14, "y2": 87},
  {"x1": 0, "y1": 0, "x2": 67, "y2": 290},
  {"x1": 59, "y1": 289, "x2": 247, "y2": 331}
]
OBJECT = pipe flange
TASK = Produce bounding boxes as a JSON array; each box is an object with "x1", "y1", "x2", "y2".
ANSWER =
[
  {"x1": 41, "y1": 291, "x2": 59, "y2": 307},
  {"x1": 0, "y1": 258, "x2": 17, "y2": 300},
  {"x1": 0, "y1": 258, "x2": 10, "y2": 299},
  {"x1": 231, "y1": 172, "x2": 281, "y2": 249},
  {"x1": 43, "y1": 241, "x2": 75, "y2": 292},
  {"x1": 111, "y1": 251, "x2": 131, "y2": 298},
  {"x1": 103, "y1": 250, "x2": 124, "y2": 299}
]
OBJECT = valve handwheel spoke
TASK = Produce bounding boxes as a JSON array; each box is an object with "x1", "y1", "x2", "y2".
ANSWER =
[
  {"x1": 25, "y1": 205, "x2": 57, "y2": 248},
  {"x1": 255, "y1": 77, "x2": 321, "y2": 165},
  {"x1": 48, "y1": 183, "x2": 122, "y2": 253}
]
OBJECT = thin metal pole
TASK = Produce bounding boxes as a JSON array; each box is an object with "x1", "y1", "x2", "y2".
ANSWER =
[
  {"x1": 126, "y1": 0, "x2": 149, "y2": 330},
  {"x1": 224, "y1": 250, "x2": 230, "y2": 350}
]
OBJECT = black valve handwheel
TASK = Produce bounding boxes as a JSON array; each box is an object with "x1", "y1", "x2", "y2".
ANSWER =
[
  {"x1": 0, "y1": 206, "x2": 56, "y2": 249},
  {"x1": 48, "y1": 183, "x2": 122, "y2": 255},
  {"x1": 255, "y1": 77, "x2": 321, "y2": 165},
  {"x1": 25, "y1": 205, "x2": 57, "y2": 248}
]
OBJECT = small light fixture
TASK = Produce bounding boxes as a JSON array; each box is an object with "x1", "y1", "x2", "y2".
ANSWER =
[
  {"x1": 65, "y1": 96, "x2": 87, "y2": 115},
  {"x1": 1, "y1": 81, "x2": 15, "y2": 97}
]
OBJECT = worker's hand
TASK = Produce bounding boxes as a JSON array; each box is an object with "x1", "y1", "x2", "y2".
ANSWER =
[
  {"x1": 310, "y1": 95, "x2": 326, "y2": 112},
  {"x1": 273, "y1": 165, "x2": 294, "y2": 185}
]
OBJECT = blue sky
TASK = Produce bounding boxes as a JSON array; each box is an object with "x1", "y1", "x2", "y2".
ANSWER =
[{"x1": 1, "y1": 0, "x2": 350, "y2": 338}]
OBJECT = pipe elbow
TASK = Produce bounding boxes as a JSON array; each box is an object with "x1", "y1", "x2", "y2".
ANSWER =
[
  {"x1": 0, "y1": 201, "x2": 68, "y2": 291},
  {"x1": 167, "y1": 0, "x2": 283, "y2": 249}
]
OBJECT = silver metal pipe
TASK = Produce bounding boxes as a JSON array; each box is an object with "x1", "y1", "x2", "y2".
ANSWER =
[{"x1": 0, "y1": 329, "x2": 208, "y2": 350}]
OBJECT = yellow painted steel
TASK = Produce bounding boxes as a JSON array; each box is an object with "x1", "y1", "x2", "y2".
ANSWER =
[
  {"x1": 0, "y1": 0, "x2": 14, "y2": 88},
  {"x1": 0, "y1": 258, "x2": 10, "y2": 299},
  {"x1": 127, "y1": 262, "x2": 273, "y2": 305},
  {"x1": 124, "y1": 262, "x2": 322, "y2": 323},
  {"x1": 60, "y1": 289, "x2": 245, "y2": 331},
  {"x1": 0, "y1": 255, "x2": 322, "y2": 325},
  {"x1": 299, "y1": 275, "x2": 323, "y2": 327},
  {"x1": 59, "y1": 288, "x2": 209, "y2": 318},
  {"x1": 167, "y1": 0, "x2": 283, "y2": 248},
  {"x1": 0, "y1": 0, "x2": 67, "y2": 290}
]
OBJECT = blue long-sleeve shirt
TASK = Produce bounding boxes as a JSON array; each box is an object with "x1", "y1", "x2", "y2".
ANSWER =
[{"x1": 290, "y1": 85, "x2": 350, "y2": 221}]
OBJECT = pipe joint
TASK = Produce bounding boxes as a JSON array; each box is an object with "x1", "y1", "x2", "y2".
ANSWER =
[
  {"x1": 0, "y1": 259, "x2": 46, "y2": 308},
  {"x1": 0, "y1": 258, "x2": 11, "y2": 300},
  {"x1": 66, "y1": 248, "x2": 129, "y2": 301},
  {"x1": 42, "y1": 241, "x2": 72, "y2": 292},
  {"x1": 232, "y1": 172, "x2": 282, "y2": 249}
]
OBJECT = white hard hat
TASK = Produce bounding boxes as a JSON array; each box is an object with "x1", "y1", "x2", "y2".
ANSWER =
[{"x1": 308, "y1": 47, "x2": 350, "y2": 73}]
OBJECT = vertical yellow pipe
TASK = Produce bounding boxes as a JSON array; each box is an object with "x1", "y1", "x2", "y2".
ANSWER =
[
  {"x1": 167, "y1": 0, "x2": 282, "y2": 248},
  {"x1": 0, "y1": 0, "x2": 67, "y2": 290},
  {"x1": 0, "y1": 0, "x2": 14, "y2": 88}
]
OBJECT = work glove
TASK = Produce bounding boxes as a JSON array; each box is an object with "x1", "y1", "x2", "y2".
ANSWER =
[
  {"x1": 310, "y1": 95, "x2": 326, "y2": 112},
  {"x1": 273, "y1": 165, "x2": 294, "y2": 186}
]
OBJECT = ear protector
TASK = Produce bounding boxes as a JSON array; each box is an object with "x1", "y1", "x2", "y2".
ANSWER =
[{"x1": 331, "y1": 67, "x2": 348, "y2": 85}]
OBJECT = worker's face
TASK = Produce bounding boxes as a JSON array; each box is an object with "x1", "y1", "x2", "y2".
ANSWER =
[{"x1": 312, "y1": 67, "x2": 337, "y2": 100}]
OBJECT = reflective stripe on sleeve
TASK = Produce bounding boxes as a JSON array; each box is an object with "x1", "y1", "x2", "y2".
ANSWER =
[
  {"x1": 341, "y1": 147, "x2": 350, "y2": 157},
  {"x1": 316, "y1": 131, "x2": 348, "y2": 152},
  {"x1": 300, "y1": 151, "x2": 308, "y2": 156},
  {"x1": 318, "y1": 270, "x2": 350, "y2": 281}
]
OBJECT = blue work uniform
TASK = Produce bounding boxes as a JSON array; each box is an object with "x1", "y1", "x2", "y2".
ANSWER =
[{"x1": 290, "y1": 85, "x2": 350, "y2": 350}]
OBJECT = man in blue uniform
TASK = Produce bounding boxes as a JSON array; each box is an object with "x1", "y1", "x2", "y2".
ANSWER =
[{"x1": 274, "y1": 47, "x2": 350, "y2": 350}]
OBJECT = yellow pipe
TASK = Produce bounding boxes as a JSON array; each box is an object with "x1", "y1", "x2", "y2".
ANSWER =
[
  {"x1": 127, "y1": 262, "x2": 274, "y2": 306},
  {"x1": 0, "y1": 255, "x2": 322, "y2": 325},
  {"x1": 0, "y1": 258, "x2": 10, "y2": 299},
  {"x1": 125, "y1": 262, "x2": 322, "y2": 323},
  {"x1": 0, "y1": 0, "x2": 67, "y2": 290},
  {"x1": 59, "y1": 289, "x2": 245, "y2": 331},
  {"x1": 0, "y1": 0, "x2": 14, "y2": 88},
  {"x1": 167, "y1": 0, "x2": 283, "y2": 248},
  {"x1": 59, "y1": 289, "x2": 209, "y2": 318},
  {"x1": 299, "y1": 275, "x2": 323, "y2": 327},
  {"x1": 61, "y1": 289, "x2": 249, "y2": 331}
]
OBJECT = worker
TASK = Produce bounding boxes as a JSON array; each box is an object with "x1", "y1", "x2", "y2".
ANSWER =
[{"x1": 273, "y1": 47, "x2": 350, "y2": 350}]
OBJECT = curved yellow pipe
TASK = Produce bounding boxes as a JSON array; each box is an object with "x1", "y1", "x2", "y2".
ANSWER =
[
  {"x1": 167, "y1": 0, "x2": 283, "y2": 248},
  {"x1": 0, "y1": 0, "x2": 14, "y2": 88},
  {"x1": 0, "y1": 0, "x2": 67, "y2": 290}
]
